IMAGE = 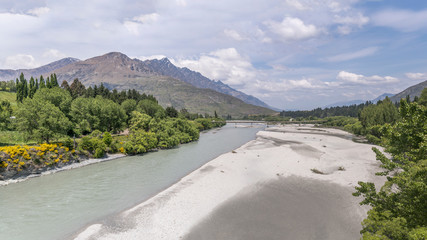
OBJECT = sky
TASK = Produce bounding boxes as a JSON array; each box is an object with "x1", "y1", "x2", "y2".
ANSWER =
[{"x1": 1, "y1": 0, "x2": 427, "y2": 110}]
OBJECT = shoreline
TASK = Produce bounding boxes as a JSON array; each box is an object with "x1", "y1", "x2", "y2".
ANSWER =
[
  {"x1": 73, "y1": 124, "x2": 386, "y2": 239},
  {"x1": 0, "y1": 153, "x2": 126, "y2": 186}
]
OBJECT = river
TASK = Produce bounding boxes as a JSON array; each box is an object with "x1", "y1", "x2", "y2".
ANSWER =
[{"x1": 0, "y1": 124, "x2": 263, "y2": 240}]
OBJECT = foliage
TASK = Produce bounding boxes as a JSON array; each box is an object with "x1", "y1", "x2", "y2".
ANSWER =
[
  {"x1": 15, "y1": 98, "x2": 72, "y2": 143},
  {"x1": 0, "y1": 100, "x2": 12, "y2": 130},
  {"x1": 70, "y1": 96, "x2": 127, "y2": 134},
  {"x1": 359, "y1": 97, "x2": 399, "y2": 130},
  {"x1": 353, "y1": 100, "x2": 427, "y2": 239},
  {"x1": 280, "y1": 102, "x2": 371, "y2": 118},
  {"x1": 419, "y1": 88, "x2": 427, "y2": 106},
  {"x1": 0, "y1": 144, "x2": 76, "y2": 173},
  {"x1": 124, "y1": 130, "x2": 158, "y2": 154},
  {"x1": 33, "y1": 87, "x2": 72, "y2": 115},
  {"x1": 194, "y1": 118, "x2": 226, "y2": 131},
  {"x1": 103, "y1": 132, "x2": 112, "y2": 146}
]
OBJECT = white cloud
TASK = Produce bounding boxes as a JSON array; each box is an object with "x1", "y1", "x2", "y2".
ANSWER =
[
  {"x1": 406, "y1": 72, "x2": 427, "y2": 80},
  {"x1": 123, "y1": 21, "x2": 140, "y2": 35},
  {"x1": 137, "y1": 55, "x2": 168, "y2": 61},
  {"x1": 176, "y1": 0, "x2": 187, "y2": 7},
  {"x1": 334, "y1": 13, "x2": 369, "y2": 27},
  {"x1": 27, "y1": 7, "x2": 50, "y2": 17},
  {"x1": 133, "y1": 13, "x2": 160, "y2": 24},
  {"x1": 334, "y1": 12, "x2": 369, "y2": 34},
  {"x1": 224, "y1": 29, "x2": 246, "y2": 41},
  {"x1": 285, "y1": 0, "x2": 309, "y2": 10},
  {"x1": 252, "y1": 78, "x2": 324, "y2": 93},
  {"x1": 372, "y1": 9, "x2": 427, "y2": 32},
  {"x1": 337, "y1": 71, "x2": 399, "y2": 85},
  {"x1": 42, "y1": 49, "x2": 66, "y2": 59},
  {"x1": 174, "y1": 48, "x2": 256, "y2": 86},
  {"x1": 4, "y1": 54, "x2": 39, "y2": 69},
  {"x1": 265, "y1": 17, "x2": 320, "y2": 41},
  {"x1": 324, "y1": 47, "x2": 378, "y2": 62}
]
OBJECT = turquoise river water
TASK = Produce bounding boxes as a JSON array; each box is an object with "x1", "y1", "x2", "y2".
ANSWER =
[{"x1": 0, "y1": 124, "x2": 263, "y2": 240}]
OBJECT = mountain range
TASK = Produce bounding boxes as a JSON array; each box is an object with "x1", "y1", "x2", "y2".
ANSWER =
[
  {"x1": 0, "y1": 52, "x2": 275, "y2": 117},
  {"x1": 389, "y1": 80, "x2": 427, "y2": 103},
  {"x1": 324, "y1": 80, "x2": 427, "y2": 108}
]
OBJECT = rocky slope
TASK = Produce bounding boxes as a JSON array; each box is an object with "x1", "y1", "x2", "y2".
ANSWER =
[
  {"x1": 53, "y1": 52, "x2": 275, "y2": 117},
  {"x1": 142, "y1": 58, "x2": 276, "y2": 110},
  {"x1": 390, "y1": 80, "x2": 427, "y2": 103}
]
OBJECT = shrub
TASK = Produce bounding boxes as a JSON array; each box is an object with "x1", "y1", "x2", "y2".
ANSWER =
[
  {"x1": 93, "y1": 148, "x2": 105, "y2": 158},
  {"x1": 103, "y1": 132, "x2": 112, "y2": 146}
]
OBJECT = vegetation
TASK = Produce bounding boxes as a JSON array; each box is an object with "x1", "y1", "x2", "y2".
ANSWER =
[
  {"x1": 0, "y1": 73, "x2": 226, "y2": 179},
  {"x1": 353, "y1": 99, "x2": 427, "y2": 239}
]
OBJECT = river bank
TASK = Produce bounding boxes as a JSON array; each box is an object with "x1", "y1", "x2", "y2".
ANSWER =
[
  {"x1": 0, "y1": 153, "x2": 125, "y2": 186},
  {"x1": 73, "y1": 124, "x2": 385, "y2": 240}
]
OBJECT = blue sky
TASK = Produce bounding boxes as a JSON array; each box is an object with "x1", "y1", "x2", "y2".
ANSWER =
[{"x1": 1, "y1": 0, "x2": 426, "y2": 110}]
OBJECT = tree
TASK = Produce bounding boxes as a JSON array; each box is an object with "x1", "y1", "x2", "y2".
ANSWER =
[
  {"x1": 15, "y1": 98, "x2": 72, "y2": 143},
  {"x1": 419, "y1": 88, "x2": 427, "y2": 107},
  {"x1": 354, "y1": 100, "x2": 427, "y2": 239},
  {"x1": 165, "y1": 106, "x2": 178, "y2": 118},
  {"x1": 39, "y1": 75, "x2": 46, "y2": 88},
  {"x1": 69, "y1": 78, "x2": 86, "y2": 98},
  {"x1": 137, "y1": 99, "x2": 164, "y2": 118},
  {"x1": 50, "y1": 73, "x2": 59, "y2": 87},
  {"x1": 33, "y1": 87, "x2": 72, "y2": 115},
  {"x1": 70, "y1": 96, "x2": 126, "y2": 133},
  {"x1": 46, "y1": 76, "x2": 51, "y2": 88},
  {"x1": 28, "y1": 77, "x2": 37, "y2": 98},
  {"x1": 61, "y1": 80, "x2": 71, "y2": 93},
  {"x1": 0, "y1": 100, "x2": 12, "y2": 130}
]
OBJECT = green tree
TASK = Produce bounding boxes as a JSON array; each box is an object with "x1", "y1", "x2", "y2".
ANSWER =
[
  {"x1": 70, "y1": 96, "x2": 126, "y2": 133},
  {"x1": 69, "y1": 78, "x2": 86, "y2": 99},
  {"x1": 354, "y1": 100, "x2": 427, "y2": 239},
  {"x1": 15, "y1": 98, "x2": 72, "y2": 143},
  {"x1": 165, "y1": 106, "x2": 178, "y2": 118},
  {"x1": 39, "y1": 75, "x2": 46, "y2": 88},
  {"x1": 28, "y1": 77, "x2": 37, "y2": 98},
  {"x1": 0, "y1": 100, "x2": 12, "y2": 130},
  {"x1": 121, "y1": 99, "x2": 137, "y2": 122},
  {"x1": 419, "y1": 88, "x2": 427, "y2": 107},
  {"x1": 137, "y1": 99, "x2": 164, "y2": 118},
  {"x1": 33, "y1": 87, "x2": 72, "y2": 115},
  {"x1": 50, "y1": 73, "x2": 59, "y2": 87}
]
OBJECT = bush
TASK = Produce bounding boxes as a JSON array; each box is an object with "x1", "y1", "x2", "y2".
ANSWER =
[
  {"x1": 103, "y1": 132, "x2": 112, "y2": 146},
  {"x1": 93, "y1": 148, "x2": 105, "y2": 158}
]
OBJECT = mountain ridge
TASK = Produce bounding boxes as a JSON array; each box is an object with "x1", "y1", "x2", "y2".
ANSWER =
[
  {"x1": 141, "y1": 57, "x2": 277, "y2": 110},
  {"x1": 389, "y1": 80, "x2": 427, "y2": 103},
  {"x1": 49, "y1": 52, "x2": 275, "y2": 117},
  {"x1": 0, "y1": 57, "x2": 80, "y2": 81}
]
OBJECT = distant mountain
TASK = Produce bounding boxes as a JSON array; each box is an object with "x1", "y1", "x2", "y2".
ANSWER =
[
  {"x1": 324, "y1": 93, "x2": 395, "y2": 108},
  {"x1": 371, "y1": 93, "x2": 394, "y2": 103},
  {"x1": 324, "y1": 99, "x2": 364, "y2": 108},
  {"x1": 142, "y1": 58, "x2": 277, "y2": 110},
  {"x1": 51, "y1": 52, "x2": 275, "y2": 117},
  {"x1": 390, "y1": 80, "x2": 427, "y2": 103},
  {"x1": 0, "y1": 57, "x2": 80, "y2": 81}
]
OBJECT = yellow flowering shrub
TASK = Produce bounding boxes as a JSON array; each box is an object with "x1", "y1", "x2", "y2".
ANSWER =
[{"x1": 0, "y1": 144, "x2": 77, "y2": 170}]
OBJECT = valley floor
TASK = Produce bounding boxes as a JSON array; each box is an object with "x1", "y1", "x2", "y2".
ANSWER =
[{"x1": 73, "y1": 124, "x2": 385, "y2": 240}]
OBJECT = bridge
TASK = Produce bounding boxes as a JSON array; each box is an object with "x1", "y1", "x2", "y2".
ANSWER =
[{"x1": 226, "y1": 120, "x2": 266, "y2": 124}]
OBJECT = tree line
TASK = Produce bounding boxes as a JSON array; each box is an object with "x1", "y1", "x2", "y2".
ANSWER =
[{"x1": 0, "y1": 73, "x2": 225, "y2": 156}]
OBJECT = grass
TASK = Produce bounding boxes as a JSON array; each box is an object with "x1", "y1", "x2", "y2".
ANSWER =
[
  {"x1": 0, "y1": 131, "x2": 37, "y2": 146},
  {"x1": 0, "y1": 91, "x2": 17, "y2": 111}
]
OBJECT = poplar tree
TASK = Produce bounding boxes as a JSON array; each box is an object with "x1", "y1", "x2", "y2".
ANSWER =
[{"x1": 40, "y1": 75, "x2": 46, "y2": 88}]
